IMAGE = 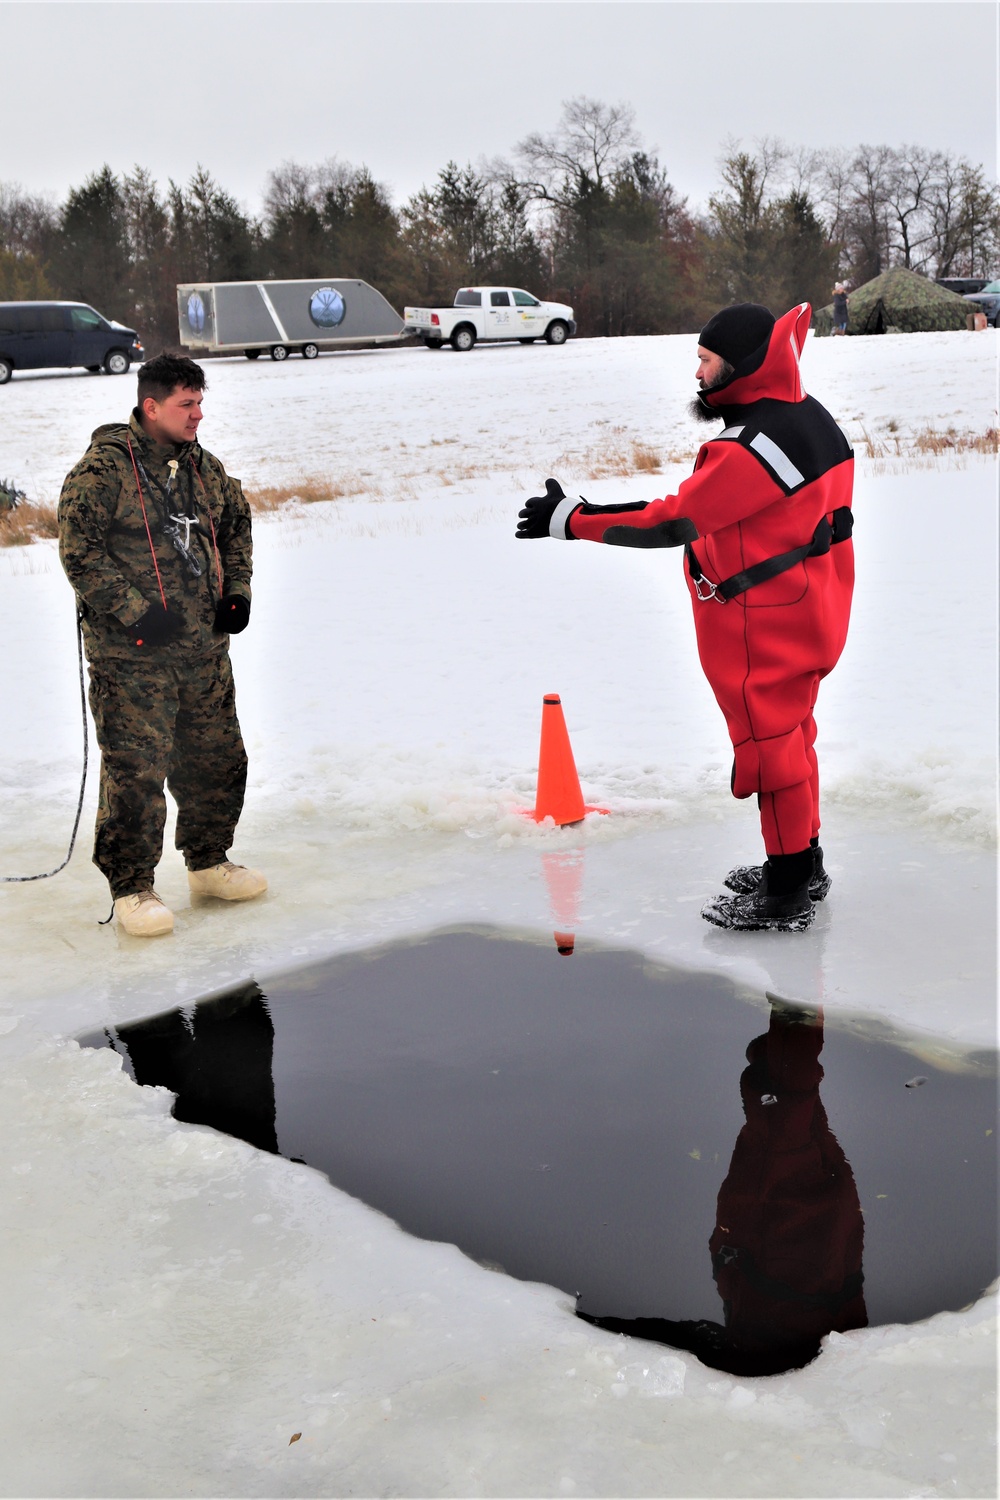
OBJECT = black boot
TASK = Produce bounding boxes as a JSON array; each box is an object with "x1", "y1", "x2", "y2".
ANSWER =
[
  {"x1": 723, "y1": 845, "x2": 831, "y2": 901},
  {"x1": 703, "y1": 850, "x2": 815, "y2": 932}
]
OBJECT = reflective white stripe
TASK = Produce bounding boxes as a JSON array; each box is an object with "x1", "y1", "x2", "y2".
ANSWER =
[
  {"x1": 549, "y1": 495, "x2": 580, "y2": 539},
  {"x1": 789, "y1": 322, "x2": 806, "y2": 397},
  {"x1": 717, "y1": 425, "x2": 745, "y2": 440},
  {"x1": 749, "y1": 432, "x2": 804, "y2": 489}
]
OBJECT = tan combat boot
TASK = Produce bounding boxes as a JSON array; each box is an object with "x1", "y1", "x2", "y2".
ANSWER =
[
  {"x1": 114, "y1": 889, "x2": 175, "y2": 937},
  {"x1": 187, "y1": 861, "x2": 268, "y2": 902}
]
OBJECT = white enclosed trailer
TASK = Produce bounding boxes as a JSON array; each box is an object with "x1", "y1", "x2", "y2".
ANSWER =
[{"x1": 177, "y1": 278, "x2": 407, "y2": 360}]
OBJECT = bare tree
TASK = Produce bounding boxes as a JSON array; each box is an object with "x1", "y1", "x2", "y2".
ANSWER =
[
  {"x1": 884, "y1": 145, "x2": 940, "y2": 271},
  {"x1": 0, "y1": 182, "x2": 57, "y2": 259},
  {"x1": 517, "y1": 97, "x2": 640, "y2": 203}
]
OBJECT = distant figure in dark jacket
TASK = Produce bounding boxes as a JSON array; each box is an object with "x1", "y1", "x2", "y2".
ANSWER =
[{"x1": 832, "y1": 283, "x2": 849, "y2": 335}]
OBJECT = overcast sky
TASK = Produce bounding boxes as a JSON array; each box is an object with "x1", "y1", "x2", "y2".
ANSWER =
[{"x1": 1, "y1": 1, "x2": 996, "y2": 216}]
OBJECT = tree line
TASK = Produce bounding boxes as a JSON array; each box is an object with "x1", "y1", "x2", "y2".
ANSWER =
[{"x1": 1, "y1": 98, "x2": 996, "y2": 354}]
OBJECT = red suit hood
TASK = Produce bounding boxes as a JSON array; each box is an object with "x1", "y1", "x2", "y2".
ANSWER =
[{"x1": 702, "y1": 302, "x2": 812, "y2": 410}]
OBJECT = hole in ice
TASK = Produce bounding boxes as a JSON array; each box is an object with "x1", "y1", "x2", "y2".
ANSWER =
[{"x1": 79, "y1": 926, "x2": 998, "y2": 1378}]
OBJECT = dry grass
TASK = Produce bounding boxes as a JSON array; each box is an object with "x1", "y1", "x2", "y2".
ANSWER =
[
  {"x1": 557, "y1": 426, "x2": 671, "y2": 479},
  {"x1": 913, "y1": 426, "x2": 999, "y2": 456},
  {"x1": 243, "y1": 476, "x2": 374, "y2": 511},
  {"x1": 859, "y1": 425, "x2": 999, "y2": 460},
  {"x1": 0, "y1": 502, "x2": 59, "y2": 547}
]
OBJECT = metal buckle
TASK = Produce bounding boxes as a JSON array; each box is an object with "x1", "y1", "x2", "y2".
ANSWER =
[{"x1": 693, "y1": 575, "x2": 719, "y2": 602}]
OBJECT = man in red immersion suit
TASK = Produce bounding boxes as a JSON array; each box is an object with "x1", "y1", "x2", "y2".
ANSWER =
[{"x1": 516, "y1": 302, "x2": 854, "y2": 931}]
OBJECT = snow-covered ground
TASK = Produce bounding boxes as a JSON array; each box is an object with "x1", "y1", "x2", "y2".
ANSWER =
[{"x1": 0, "y1": 329, "x2": 996, "y2": 1496}]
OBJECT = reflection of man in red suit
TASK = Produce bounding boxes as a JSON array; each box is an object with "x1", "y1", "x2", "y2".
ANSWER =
[
  {"x1": 578, "y1": 1003, "x2": 867, "y2": 1377},
  {"x1": 517, "y1": 303, "x2": 854, "y2": 932}
]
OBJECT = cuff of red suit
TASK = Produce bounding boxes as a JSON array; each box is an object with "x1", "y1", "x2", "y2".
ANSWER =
[{"x1": 548, "y1": 495, "x2": 581, "y2": 539}]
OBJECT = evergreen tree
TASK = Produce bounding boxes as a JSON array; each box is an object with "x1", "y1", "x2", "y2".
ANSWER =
[
  {"x1": 170, "y1": 167, "x2": 258, "y2": 283},
  {"x1": 51, "y1": 165, "x2": 131, "y2": 317}
]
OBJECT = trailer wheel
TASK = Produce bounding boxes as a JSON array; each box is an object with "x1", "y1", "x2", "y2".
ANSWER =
[
  {"x1": 545, "y1": 321, "x2": 569, "y2": 346},
  {"x1": 424, "y1": 338, "x2": 443, "y2": 349},
  {"x1": 450, "y1": 324, "x2": 476, "y2": 352},
  {"x1": 270, "y1": 345, "x2": 289, "y2": 362},
  {"x1": 518, "y1": 338, "x2": 537, "y2": 345},
  {"x1": 245, "y1": 349, "x2": 261, "y2": 360},
  {"x1": 302, "y1": 343, "x2": 319, "y2": 359},
  {"x1": 104, "y1": 349, "x2": 130, "y2": 375},
  {"x1": 0, "y1": 358, "x2": 12, "y2": 385}
]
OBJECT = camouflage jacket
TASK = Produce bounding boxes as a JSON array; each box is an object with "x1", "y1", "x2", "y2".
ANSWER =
[{"x1": 59, "y1": 411, "x2": 252, "y2": 663}]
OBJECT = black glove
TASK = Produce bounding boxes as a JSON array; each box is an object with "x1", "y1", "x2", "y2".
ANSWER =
[
  {"x1": 129, "y1": 603, "x2": 184, "y2": 647},
  {"x1": 516, "y1": 477, "x2": 574, "y2": 539},
  {"x1": 213, "y1": 594, "x2": 251, "y2": 634}
]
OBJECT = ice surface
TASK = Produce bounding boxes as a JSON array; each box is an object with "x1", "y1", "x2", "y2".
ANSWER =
[{"x1": 0, "y1": 331, "x2": 996, "y2": 1496}]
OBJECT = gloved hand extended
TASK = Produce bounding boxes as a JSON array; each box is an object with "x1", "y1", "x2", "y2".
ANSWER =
[
  {"x1": 213, "y1": 594, "x2": 251, "y2": 634},
  {"x1": 129, "y1": 603, "x2": 184, "y2": 647},
  {"x1": 516, "y1": 478, "x2": 579, "y2": 540}
]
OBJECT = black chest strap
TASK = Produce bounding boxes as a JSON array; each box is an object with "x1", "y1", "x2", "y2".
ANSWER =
[{"x1": 686, "y1": 507, "x2": 853, "y2": 602}]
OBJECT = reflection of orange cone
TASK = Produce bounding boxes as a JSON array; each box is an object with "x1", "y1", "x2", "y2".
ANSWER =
[
  {"x1": 531, "y1": 694, "x2": 609, "y2": 825},
  {"x1": 543, "y1": 848, "x2": 584, "y2": 956}
]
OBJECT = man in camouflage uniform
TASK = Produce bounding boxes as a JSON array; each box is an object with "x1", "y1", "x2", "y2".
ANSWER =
[{"x1": 59, "y1": 353, "x2": 266, "y2": 937}]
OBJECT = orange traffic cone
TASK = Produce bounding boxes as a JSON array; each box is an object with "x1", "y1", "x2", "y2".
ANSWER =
[{"x1": 530, "y1": 694, "x2": 609, "y2": 826}]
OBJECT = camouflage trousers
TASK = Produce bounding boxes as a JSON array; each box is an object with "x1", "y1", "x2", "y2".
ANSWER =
[{"x1": 87, "y1": 651, "x2": 248, "y2": 898}]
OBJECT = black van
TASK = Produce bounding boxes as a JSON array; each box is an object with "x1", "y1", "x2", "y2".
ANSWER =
[{"x1": 0, "y1": 301, "x2": 144, "y2": 384}]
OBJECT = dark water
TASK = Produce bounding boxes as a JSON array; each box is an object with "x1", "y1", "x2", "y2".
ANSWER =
[{"x1": 79, "y1": 927, "x2": 998, "y2": 1376}]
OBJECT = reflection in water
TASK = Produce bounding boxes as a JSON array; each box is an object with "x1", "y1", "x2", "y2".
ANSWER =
[
  {"x1": 578, "y1": 1002, "x2": 868, "y2": 1376},
  {"x1": 80, "y1": 930, "x2": 996, "y2": 1376},
  {"x1": 541, "y1": 847, "x2": 585, "y2": 956},
  {"x1": 108, "y1": 982, "x2": 278, "y2": 1155}
]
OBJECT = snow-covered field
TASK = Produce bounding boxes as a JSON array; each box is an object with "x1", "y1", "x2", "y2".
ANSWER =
[{"x1": 0, "y1": 329, "x2": 996, "y2": 1497}]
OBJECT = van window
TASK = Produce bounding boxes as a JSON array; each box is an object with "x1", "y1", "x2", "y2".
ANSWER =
[
  {"x1": 490, "y1": 291, "x2": 511, "y2": 307},
  {"x1": 0, "y1": 307, "x2": 23, "y2": 333},
  {"x1": 512, "y1": 290, "x2": 540, "y2": 307},
  {"x1": 454, "y1": 290, "x2": 481, "y2": 307},
  {"x1": 40, "y1": 307, "x2": 68, "y2": 332},
  {"x1": 70, "y1": 306, "x2": 104, "y2": 332},
  {"x1": 17, "y1": 306, "x2": 43, "y2": 333}
]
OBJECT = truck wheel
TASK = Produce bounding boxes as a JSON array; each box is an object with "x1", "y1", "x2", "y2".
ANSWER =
[
  {"x1": 245, "y1": 349, "x2": 261, "y2": 360},
  {"x1": 270, "y1": 345, "x2": 289, "y2": 361},
  {"x1": 545, "y1": 321, "x2": 568, "y2": 346},
  {"x1": 451, "y1": 325, "x2": 476, "y2": 352},
  {"x1": 424, "y1": 338, "x2": 443, "y2": 349},
  {"x1": 518, "y1": 337, "x2": 537, "y2": 345},
  {"x1": 104, "y1": 349, "x2": 130, "y2": 375},
  {"x1": 302, "y1": 343, "x2": 319, "y2": 359},
  {"x1": 0, "y1": 358, "x2": 12, "y2": 385}
]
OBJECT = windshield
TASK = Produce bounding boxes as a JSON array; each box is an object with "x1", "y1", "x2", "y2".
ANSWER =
[{"x1": 979, "y1": 281, "x2": 1000, "y2": 294}]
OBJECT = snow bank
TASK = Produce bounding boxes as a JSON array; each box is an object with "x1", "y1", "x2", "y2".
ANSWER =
[{"x1": 0, "y1": 330, "x2": 995, "y2": 1496}]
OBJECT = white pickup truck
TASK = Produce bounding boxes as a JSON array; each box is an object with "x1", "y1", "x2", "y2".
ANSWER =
[{"x1": 403, "y1": 286, "x2": 576, "y2": 351}]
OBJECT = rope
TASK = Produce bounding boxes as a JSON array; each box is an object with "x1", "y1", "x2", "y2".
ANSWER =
[
  {"x1": 126, "y1": 434, "x2": 168, "y2": 610},
  {"x1": 189, "y1": 458, "x2": 224, "y2": 599},
  {"x1": 1, "y1": 609, "x2": 89, "y2": 882}
]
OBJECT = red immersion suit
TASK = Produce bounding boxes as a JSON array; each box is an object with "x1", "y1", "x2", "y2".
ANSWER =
[{"x1": 568, "y1": 304, "x2": 854, "y2": 856}]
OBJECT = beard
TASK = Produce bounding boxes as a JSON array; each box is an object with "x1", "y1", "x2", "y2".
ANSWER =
[
  {"x1": 690, "y1": 357, "x2": 736, "y2": 422},
  {"x1": 689, "y1": 394, "x2": 720, "y2": 423}
]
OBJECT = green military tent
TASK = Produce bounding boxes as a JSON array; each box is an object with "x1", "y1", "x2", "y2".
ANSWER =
[{"x1": 813, "y1": 266, "x2": 973, "y2": 336}]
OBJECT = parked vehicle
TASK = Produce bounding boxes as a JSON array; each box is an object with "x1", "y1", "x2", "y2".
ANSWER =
[
  {"x1": 177, "y1": 278, "x2": 406, "y2": 360},
  {"x1": 404, "y1": 287, "x2": 576, "y2": 350},
  {"x1": 963, "y1": 280, "x2": 1000, "y2": 326},
  {"x1": 0, "y1": 302, "x2": 143, "y2": 385}
]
